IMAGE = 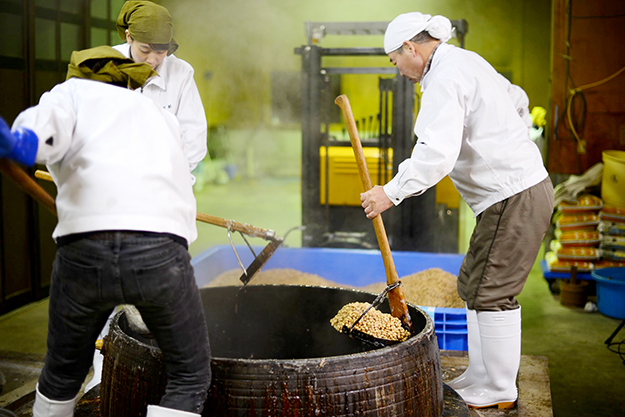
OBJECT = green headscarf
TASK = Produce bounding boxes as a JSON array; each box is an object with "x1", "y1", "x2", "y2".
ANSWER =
[
  {"x1": 66, "y1": 46, "x2": 157, "y2": 90},
  {"x1": 116, "y1": 1, "x2": 179, "y2": 54}
]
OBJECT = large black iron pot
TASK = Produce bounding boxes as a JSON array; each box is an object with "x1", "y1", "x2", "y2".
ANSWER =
[{"x1": 99, "y1": 285, "x2": 443, "y2": 416}]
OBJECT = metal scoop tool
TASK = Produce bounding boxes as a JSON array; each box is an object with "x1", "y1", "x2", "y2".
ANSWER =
[{"x1": 342, "y1": 281, "x2": 407, "y2": 348}]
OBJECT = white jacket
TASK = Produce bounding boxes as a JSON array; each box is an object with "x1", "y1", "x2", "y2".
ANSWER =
[
  {"x1": 113, "y1": 43, "x2": 208, "y2": 176},
  {"x1": 12, "y1": 78, "x2": 198, "y2": 245},
  {"x1": 384, "y1": 43, "x2": 547, "y2": 216}
]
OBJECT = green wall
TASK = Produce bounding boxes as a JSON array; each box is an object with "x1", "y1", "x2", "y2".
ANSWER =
[{"x1": 158, "y1": 0, "x2": 552, "y2": 129}]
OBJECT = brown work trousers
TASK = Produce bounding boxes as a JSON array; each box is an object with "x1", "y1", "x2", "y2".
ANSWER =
[{"x1": 458, "y1": 176, "x2": 554, "y2": 311}]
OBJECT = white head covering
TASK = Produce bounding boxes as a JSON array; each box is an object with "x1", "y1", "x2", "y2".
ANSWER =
[{"x1": 384, "y1": 12, "x2": 453, "y2": 54}]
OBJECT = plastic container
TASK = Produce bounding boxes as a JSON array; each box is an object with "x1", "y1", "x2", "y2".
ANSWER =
[
  {"x1": 601, "y1": 151, "x2": 625, "y2": 207},
  {"x1": 591, "y1": 267, "x2": 625, "y2": 319},
  {"x1": 319, "y1": 146, "x2": 393, "y2": 206},
  {"x1": 421, "y1": 306, "x2": 468, "y2": 351},
  {"x1": 192, "y1": 245, "x2": 468, "y2": 350}
]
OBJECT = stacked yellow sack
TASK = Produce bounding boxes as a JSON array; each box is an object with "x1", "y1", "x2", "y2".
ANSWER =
[{"x1": 547, "y1": 195, "x2": 603, "y2": 273}]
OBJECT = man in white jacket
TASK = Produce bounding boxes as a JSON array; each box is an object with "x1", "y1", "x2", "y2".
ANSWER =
[
  {"x1": 0, "y1": 46, "x2": 210, "y2": 417},
  {"x1": 360, "y1": 12, "x2": 554, "y2": 409}
]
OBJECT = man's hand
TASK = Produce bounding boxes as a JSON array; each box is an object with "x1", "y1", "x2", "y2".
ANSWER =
[{"x1": 360, "y1": 185, "x2": 393, "y2": 219}]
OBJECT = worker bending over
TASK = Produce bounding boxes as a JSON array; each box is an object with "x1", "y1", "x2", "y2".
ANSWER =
[
  {"x1": 0, "y1": 46, "x2": 210, "y2": 417},
  {"x1": 360, "y1": 12, "x2": 554, "y2": 409}
]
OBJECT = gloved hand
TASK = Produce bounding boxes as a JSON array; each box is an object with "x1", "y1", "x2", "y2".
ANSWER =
[
  {"x1": 0, "y1": 117, "x2": 38, "y2": 166},
  {"x1": 0, "y1": 116, "x2": 16, "y2": 156}
]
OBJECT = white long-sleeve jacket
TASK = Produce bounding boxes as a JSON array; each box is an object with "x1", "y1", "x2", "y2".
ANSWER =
[
  {"x1": 384, "y1": 43, "x2": 548, "y2": 216},
  {"x1": 113, "y1": 43, "x2": 208, "y2": 175},
  {"x1": 12, "y1": 78, "x2": 198, "y2": 245},
  {"x1": 498, "y1": 73, "x2": 532, "y2": 128}
]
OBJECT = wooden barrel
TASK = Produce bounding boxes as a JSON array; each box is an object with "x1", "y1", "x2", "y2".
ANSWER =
[{"x1": 100, "y1": 285, "x2": 444, "y2": 416}]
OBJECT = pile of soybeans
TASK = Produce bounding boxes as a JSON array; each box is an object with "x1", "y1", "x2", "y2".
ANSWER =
[
  {"x1": 330, "y1": 302, "x2": 411, "y2": 342},
  {"x1": 205, "y1": 266, "x2": 464, "y2": 308}
]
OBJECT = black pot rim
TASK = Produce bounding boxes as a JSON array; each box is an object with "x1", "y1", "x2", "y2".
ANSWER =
[{"x1": 111, "y1": 284, "x2": 436, "y2": 364}]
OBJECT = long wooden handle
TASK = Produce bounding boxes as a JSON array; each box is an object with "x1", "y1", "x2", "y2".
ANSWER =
[
  {"x1": 195, "y1": 212, "x2": 277, "y2": 240},
  {"x1": 1, "y1": 160, "x2": 57, "y2": 216},
  {"x1": 34, "y1": 170, "x2": 277, "y2": 241},
  {"x1": 334, "y1": 94, "x2": 412, "y2": 331}
]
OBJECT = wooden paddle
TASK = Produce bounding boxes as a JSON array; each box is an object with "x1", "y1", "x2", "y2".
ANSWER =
[{"x1": 334, "y1": 94, "x2": 413, "y2": 332}]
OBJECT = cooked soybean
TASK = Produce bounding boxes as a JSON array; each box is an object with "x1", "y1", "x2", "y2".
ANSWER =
[{"x1": 330, "y1": 302, "x2": 411, "y2": 342}]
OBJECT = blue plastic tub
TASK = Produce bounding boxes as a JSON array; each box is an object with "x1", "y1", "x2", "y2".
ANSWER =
[
  {"x1": 192, "y1": 245, "x2": 468, "y2": 350},
  {"x1": 592, "y1": 267, "x2": 625, "y2": 319}
]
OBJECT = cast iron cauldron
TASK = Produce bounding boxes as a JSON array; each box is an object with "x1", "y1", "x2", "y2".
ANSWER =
[{"x1": 99, "y1": 285, "x2": 444, "y2": 416}]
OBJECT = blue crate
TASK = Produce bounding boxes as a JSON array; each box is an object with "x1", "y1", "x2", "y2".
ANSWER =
[
  {"x1": 420, "y1": 306, "x2": 469, "y2": 351},
  {"x1": 192, "y1": 245, "x2": 468, "y2": 351}
]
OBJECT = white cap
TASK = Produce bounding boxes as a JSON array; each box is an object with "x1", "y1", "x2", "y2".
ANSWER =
[{"x1": 384, "y1": 12, "x2": 453, "y2": 54}]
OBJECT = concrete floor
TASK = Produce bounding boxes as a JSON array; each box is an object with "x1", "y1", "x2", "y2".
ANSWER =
[
  {"x1": 0, "y1": 352, "x2": 551, "y2": 416},
  {"x1": 441, "y1": 353, "x2": 553, "y2": 417},
  {"x1": 1, "y1": 177, "x2": 624, "y2": 416}
]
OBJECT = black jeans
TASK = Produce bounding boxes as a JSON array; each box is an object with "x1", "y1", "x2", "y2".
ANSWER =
[{"x1": 38, "y1": 232, "x2": 211, "y2": 413}]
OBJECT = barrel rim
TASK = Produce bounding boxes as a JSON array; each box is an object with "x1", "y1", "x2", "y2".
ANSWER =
[{"x1": 110, "y1": 284, "x2": 437, "y2": 364}]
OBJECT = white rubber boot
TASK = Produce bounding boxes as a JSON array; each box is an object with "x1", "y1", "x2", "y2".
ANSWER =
[
  {"x1": 455, "y1": 307, "x2": 521, "y2": 409},
  {"x1": 447, "y1": 307, "x2": 486, "y2": 390},
  {"x1": 32, "y1": 385, "x2": 77, "y2": 417},
  {"x1": 146, "y1": 405, "x2": 201, "y2": 416}
]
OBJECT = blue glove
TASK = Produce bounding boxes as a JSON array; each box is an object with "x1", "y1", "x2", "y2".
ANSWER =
[
  {"x1": 0, "y1": 117, "x2": 15, "y2": 156},
  {"x1": 0, "y1": 117, "x2": 38, "y2": 166}
]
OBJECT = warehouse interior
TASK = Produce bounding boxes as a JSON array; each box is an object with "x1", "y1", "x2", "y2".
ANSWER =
[{"x1": 1, "y1": 0, "x2": 625, "y2": 416}]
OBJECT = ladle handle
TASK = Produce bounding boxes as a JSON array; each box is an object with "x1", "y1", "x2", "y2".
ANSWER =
[
  {"x1": 335, "y1": 94, "x2": 412, "y2": 332},
  {"x1": 195, "y1": 212, "x2": 277, "y2": 241}
]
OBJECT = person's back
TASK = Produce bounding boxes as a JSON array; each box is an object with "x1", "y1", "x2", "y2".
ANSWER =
[
  {"x1": 1, "y1": 46, "x2": 211, "y2": 417},
  {"x1": 16, "y1": 77, "x2": 197, "y2": 244}
]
